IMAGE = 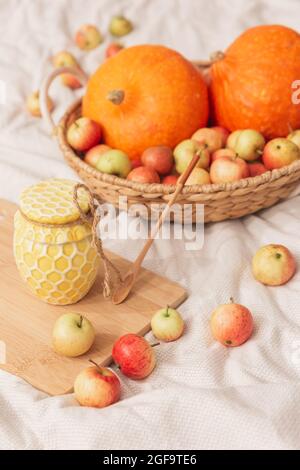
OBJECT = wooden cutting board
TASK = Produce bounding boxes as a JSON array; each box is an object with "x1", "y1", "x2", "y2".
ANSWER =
[{"x1": 0, "y1": 199, "x2": 187, "y2": 395}]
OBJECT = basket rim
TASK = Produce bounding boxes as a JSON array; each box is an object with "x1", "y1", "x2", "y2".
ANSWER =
[{"x1": 56, "y1": 97, "x2": 300, "y2": 195}]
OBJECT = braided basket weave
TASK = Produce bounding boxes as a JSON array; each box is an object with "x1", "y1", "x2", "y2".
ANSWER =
[{"x1": 41, "y1": 67, "x2": 300, "y2": 224}]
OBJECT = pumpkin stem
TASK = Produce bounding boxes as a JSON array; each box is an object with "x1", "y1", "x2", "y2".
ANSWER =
[
  {"x1": 210, "y1": 50, "x2": 225, "y2": 63},
  {"x1": 193, "y1": 51, "x2": 224, "y2": 70},
  {"x1": 107, "y1": 89, "x2": 125, "y2": 105}
]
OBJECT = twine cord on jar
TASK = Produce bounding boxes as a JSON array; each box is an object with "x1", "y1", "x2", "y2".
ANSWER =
[{"x1": 73, "y1": 183, "x2": 123, "y2": 299}]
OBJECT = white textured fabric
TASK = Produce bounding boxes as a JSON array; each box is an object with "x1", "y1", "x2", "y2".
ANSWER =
[{"x1": 1, "y1": 0, "x2": 300, "y2": 450}]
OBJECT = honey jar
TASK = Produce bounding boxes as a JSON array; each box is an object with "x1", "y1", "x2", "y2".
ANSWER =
[{"x1": 13, "y1": 178, "x2": 100, "y2": 305}]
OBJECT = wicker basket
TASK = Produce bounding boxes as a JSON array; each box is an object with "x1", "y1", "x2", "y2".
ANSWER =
[{"x1": 40, "y1": 66, "x2": 300, "y2": 223}]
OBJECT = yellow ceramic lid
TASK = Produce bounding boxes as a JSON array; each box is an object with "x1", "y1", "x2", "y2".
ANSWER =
[
  {"x1": 20, "y1": 178, "x2": 90, "y2": 225},
  {"x1": 14, "y1": 210, "x2": 92, "y2": 244}
]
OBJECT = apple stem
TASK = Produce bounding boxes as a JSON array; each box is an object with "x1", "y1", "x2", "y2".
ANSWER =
[
  {"x1": 107, "y1": 89, "x2": 125, "y2": 105},
  {"x1": 256, "y1": 149, "x2": 263, "y2": 155},
  {"x1": 89, "y1": 359, "x2": 102, "y2": 371},
  {"x1": 230, "y1": 297, "x2": 235, "y2": 304},
  {"x1": 151, "y1": 342, "x2": 160, "y2": 348},
  {"x1": 78, "y1": 315, "x2": 83, "y2": 328}
]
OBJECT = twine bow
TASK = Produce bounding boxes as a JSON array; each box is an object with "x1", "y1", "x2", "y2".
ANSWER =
[{"x1": 73, "y1": 183, "x2": 122, "y2": 299}]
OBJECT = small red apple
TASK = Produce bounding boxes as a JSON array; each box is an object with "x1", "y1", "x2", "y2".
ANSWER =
[
  {"x1": 67, "y1": 117, "x2": 102, "y2": 152},
  {"x1": 252, "y1": 244, "x2": 296, "y2": 286},
  {"x1": 141, "y1": 146, "x2": 174, "y2": 175},
  {"x1": 162, "y1": 175, "x2": 179, "y2": 185},
  {"x1": 262, "y1": 138, "x2": 300, "y2": 170},
  {"x1": 75, "y1": 24, "x2": 103, "y2": 50},
  {"x1": 211, "y1": 126, "x2": 230, "y2": 147},
  {"x1": 105, "y1": 43, "x2": 124, "y2": 58},
  {"x1": 211, "y1": 148, "x2": 236, "y2": 163},
  {"x1": 112, "y1": 333, "x2": 156, "y2": 380},
  {"x1": 127, "y1": 166, "x2": 160, "y2": 184},
  {"x1": 74, "y1": 364, "x2": 121, "y2": 408},
  {"x1": 248, "y1": 161, "x2": 267, "y2": 177},
  {"x1": 191, "y1": 127, "x2": 223, "y2": 152},
  {"x1": 131, "y1": 158, "x2": 142, "y2": 169},
  {"x1": 210, "y1": 298, "x2": 254, "y2": 347},
  {"x1": 210, "y1": 156, "x2": 249, "y2": 184},
  {"x1": 84, "y1": 144, "x2": 111, "y2": 167}
]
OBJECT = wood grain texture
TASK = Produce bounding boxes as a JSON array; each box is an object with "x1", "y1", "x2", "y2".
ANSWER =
[{"x1": 0, "y1": 199, "x2": 187, "y2": 396}]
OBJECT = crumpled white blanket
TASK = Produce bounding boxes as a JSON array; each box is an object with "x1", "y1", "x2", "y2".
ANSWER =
[{"x1": 1, "y1": 0, "x2": 300, "y2": 450}]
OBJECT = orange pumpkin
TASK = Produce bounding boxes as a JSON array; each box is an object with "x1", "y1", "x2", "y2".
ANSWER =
[
  {"x1": 210, "y1": 25, "x2": 300, "y2": 138},
  {"x1": 82, "y1": 45, "x2": 209, "y2": 159}
]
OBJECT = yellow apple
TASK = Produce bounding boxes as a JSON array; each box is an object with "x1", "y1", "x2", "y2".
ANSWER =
[
  {"x1": 52, "y1": 313, "x2": 95, "y2": 357},
  {"x1": 252, "y1": 244, "x2": 296, "y2": 286}
]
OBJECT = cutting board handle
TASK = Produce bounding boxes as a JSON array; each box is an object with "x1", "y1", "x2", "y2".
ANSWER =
[{"x1": 40, "y1": 66, "x2": 88, "y2": 134}]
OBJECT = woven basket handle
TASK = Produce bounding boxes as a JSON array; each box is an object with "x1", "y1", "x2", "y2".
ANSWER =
[{"x1": 40, "y1": 66, "x2": 88, "y2": 133}]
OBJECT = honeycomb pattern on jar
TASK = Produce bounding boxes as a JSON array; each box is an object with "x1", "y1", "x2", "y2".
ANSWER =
[
  {"x1": 20, "y1": 178, "x2": 90, "y2": 224},
  {"x1": 14, "y1": 178, "x2": 100, "y2": 305},
  {"x1": 14, "y1": 221, "x2": 100, "y2": 305}
]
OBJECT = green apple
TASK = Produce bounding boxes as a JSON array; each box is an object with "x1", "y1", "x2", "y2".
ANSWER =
[
  {"x1": 151, "y1": 306, "x2": 184, "y2": 342},
  {"x1": 227, "y1": 129, "x2": 265, "y2": 161},
  {"x1": 226, "y1": 130, "x2": 242, "y2": 149},
  {"x1": 109, "y1": 15, "x2": 133, "y2": 37},
  {"x1": 52, "y1": 313, "x2": 95, "y2": 357},
  {"x1": 287, "y1": 130, "x2": 300, "y2": 149},
  {"x1": 96, "y1": 149, "x2": 131, "y2": 178},
  {"x1": 174, "y1": 139, "x2": 210, "y2": 174}
]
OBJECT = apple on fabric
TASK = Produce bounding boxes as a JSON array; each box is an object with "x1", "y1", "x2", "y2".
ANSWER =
[
  {"x1": 109, "y1": 15, "x2": 133, "y2": 37},
  {"x1": 52, "y1": 51, "x2": 82, "y2": 89},
  {"x1": 210, "y1": 298, "x2": 254, "y2": 347},
  {"x1": 75, "y1": 24, "x2": 103, "y2": 50},
  {"x1": 74, "y1": 362, "x2": 121, "y2": 408},
  {"x1": 252, "y1": 244, "x2": 296, "y2": 286},
  {"x1": 151, "y1": 306, "x2": 184, "y2": 342}
]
